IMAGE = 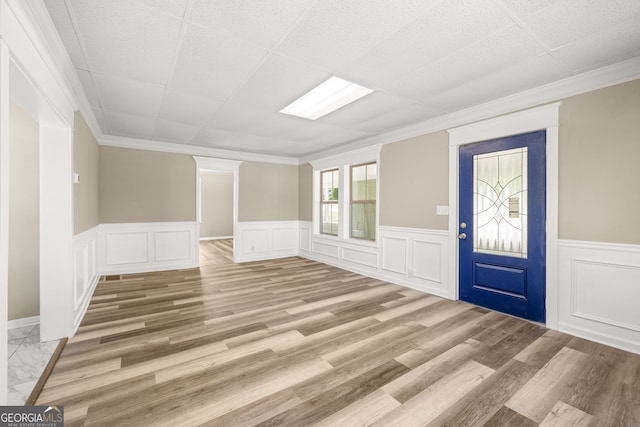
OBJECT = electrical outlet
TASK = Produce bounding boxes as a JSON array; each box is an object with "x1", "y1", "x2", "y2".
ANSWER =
[{"x1": 436, "y1": 205, "x2": 449, "y2": 216}]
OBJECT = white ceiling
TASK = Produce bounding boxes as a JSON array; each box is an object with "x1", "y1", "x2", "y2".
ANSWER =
[{"x1": 45, "y1": 0, "x2": 640, "y2": 158}]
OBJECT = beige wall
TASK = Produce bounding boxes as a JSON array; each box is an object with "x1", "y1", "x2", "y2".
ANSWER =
[
  {"x1": 9, "y1": 103, "x2": 39, "y2": 320},
  {"x1": 73, "y1": 111, "x2": 99, "y2": 234},
  {"x1": 379, "y1": 131, "x2": 449, "y2": 230},
  {"x1": 99, "y1": 146, "x2": 196, "y2": 223},
  {"x1": 298, "y1": 163, "x2": 312, "y2": 221},
  {"x1": 238, "y1": 161, "x2": 298, "y2": 221},
  {"x1": 200, "y1": 173, "x2": 233, "y2": 238},
  {"x1": 558, "y1": 79, "x2": 640, "y2": 244}
]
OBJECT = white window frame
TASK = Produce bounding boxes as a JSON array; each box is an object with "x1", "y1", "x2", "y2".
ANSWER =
[{"x1": 310, "y1": 145, "x2": 381, "y2": 245}]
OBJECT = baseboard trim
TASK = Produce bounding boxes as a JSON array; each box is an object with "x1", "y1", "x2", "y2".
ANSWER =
[
  {"x1": 72, "y1": 274, "x2": 100, "y2": 335},
  {"x1": 300, "y1": 252, "x2": 450, "y2": 300},
  {"x1": 8, "y1": 316, "x2": 40, "y2": 330},
  {"x1": 559, "y1": 322, "x2": 640, "y2": 355},
  {"x1": 199, "y1": 236, "x2": 233, "y2": 241}
]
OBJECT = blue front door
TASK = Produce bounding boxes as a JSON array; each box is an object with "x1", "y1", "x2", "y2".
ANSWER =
[{"x1": 459, "y1": 131, "x2": 546, "y2": 322}]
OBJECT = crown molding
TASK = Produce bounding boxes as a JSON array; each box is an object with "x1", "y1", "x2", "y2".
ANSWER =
[
  {"x1": 26, "y1": 0, "x2": 104, "y2": 138},
  {"x1": 4, "y1": 0, "x2": 77, "y2": 125},
  {"x1": 308, "y1": 144, "x2": 381, "y2": 170},
  {"x1": 303, "y1": 56, "x2": 640, "y2": 162},
  {"x1": 99, "y1": 135, "x2": 300, "y2": 165}
]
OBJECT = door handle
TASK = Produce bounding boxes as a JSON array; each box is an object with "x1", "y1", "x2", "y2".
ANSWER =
[{"x1": 458, "y1": 233, "x2": 467, "y2": 240}]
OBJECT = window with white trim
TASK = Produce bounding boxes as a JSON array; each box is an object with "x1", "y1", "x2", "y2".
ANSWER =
[
  {"x1": 320, "y1": 168, "x2": 339, "y2": 236},
  {"x1": 350, "y1": 162, "x2": 377, "y2": 240},
  {"x1": 310, "y1": 145, "x2": 381, "y2": 243}
]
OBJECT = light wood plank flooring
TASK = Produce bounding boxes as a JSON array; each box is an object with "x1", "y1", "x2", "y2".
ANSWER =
[{"x1": 37, "y1": 239, "x2": 640, "y2": 426}]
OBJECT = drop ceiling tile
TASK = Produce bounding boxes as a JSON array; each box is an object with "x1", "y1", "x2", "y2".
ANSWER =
[
  {"x1": 274, "y1": 22, "x2": 378, "y2": 71},
  {"x1": 248, "y1": 112, "x2": 311, "y2": 139},
  {"x1": 159, "y1": 90, "x2": 223, "y2": 126},
  {"x1": 277, "y1": 116, "x2": 369, "y2": 143},
  {"x1": 134, "y1": 0, "x2": 189, "y2": 18},
  {"x1": 320, "y1": 91, "x2": 428, "y2": 128},
  {"x1": 76, "y1": 69, "x2": 101, "y2": 108},
  {"x1": 338, "y1": 0, "x2": 514, "y2": 85},
  {"x1": 300, "y1": 0, "x2": 439, "y2": 36},
  {"x1": 105, "y1": 110, "x2": 156, "y2": 139},
  {"x1": 154, "y1": 119, "x2": 202, "y2": 143},
  {"x1": 523, "y1": 0, "x2": 640, "y2": 49},
  {"x1": 171, "y1": 23, "x2": 268, "y2": 99},
  {"x1": 228, "y1": 136, "x2": 301, "y2": 154},
  {"x1": 423, "y1": 54, "x2": 570, "y2": 111},
  {"x1": 387, "y1": 24, "x2": 547, "y2": 101},
  {"x1": 69, "y1": 0, "x2": 182, "y2": 83},
  {"x1": 552, "y1": 19, "x2": 640, "y2": 72},
  {"x1": 191, "y1": 127, "x2": 237, "y2": 147},
  {"x1": 303, "y1": 127, "x2": 372, "y2": 148},
  {"x1": 45, "y1": 0, "x2": 88, "y2": 69},
  {"x1": 275, "y1": 0, "x2": 440, "y2": 70},
  {"x1": 94, "y1": 74, "x2": 165, "y2": 117},
  {"x1": 355, "y1": 103, "x2": 444, "y2": 134},
  {"x1": 208, "y1": 101, "x2": 271, "y2": 133},
  {"x1": 498, "y1": 0, "x2": 555, "y2": 19},
  {"x1": 231, "y1": 53, "x2": 330, "y2": 112},
  {"x1": 189, "y1": 0, "x2": 316, "y2": 50},
  {"x1": 192, "y1": 128, "x2": 294, "y2": 156}
]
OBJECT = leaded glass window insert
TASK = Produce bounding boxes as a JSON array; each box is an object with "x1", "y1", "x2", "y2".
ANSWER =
[{"x1": 473, "y1": 147, "x2": 528, "y2": 258}]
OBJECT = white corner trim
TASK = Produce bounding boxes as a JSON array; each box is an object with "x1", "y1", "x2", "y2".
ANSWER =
[
  {"x1": 100, "y1": 135, "x2": 300, "y2": 165},
  {"x1": 8, "y1": 316, "x2": 40, "y2": 330}
]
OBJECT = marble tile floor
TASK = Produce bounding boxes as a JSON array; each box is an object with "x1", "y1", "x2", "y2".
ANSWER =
[{"x1": 8, "y1": 325, "x2": 59, "y2": 405}]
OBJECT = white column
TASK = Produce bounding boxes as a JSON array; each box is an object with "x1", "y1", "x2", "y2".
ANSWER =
[
  {"x1": 39, "y1": 123, "x2": 74, "y2": 341},
  {"x1": 0, "y1": 39, "x2": 10, "y2": 405}
]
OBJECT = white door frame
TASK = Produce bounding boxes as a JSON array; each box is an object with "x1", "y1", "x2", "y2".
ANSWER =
[
  {"x1": 447, "y1": 103, "x2": 561, "y2": 329},
  {"x1": 193, "y1": 157, "x2": 243, "y2": 263}
]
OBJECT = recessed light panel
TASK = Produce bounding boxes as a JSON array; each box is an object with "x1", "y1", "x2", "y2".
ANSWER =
[{"x1": 280, "y1": 76, "x2": 374, "y2": 120}]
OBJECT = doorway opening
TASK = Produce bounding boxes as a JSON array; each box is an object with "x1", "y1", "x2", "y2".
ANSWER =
[{"x1": 193, "y1": 157, "x2": 242, "y2": 264}]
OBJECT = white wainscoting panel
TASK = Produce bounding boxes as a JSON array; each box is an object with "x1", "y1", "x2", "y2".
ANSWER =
[
  {"x1": 559, "y1": 239, "x2": 640, "y2": 354},
  {"x1": 299, "y1": 223, "x2": 451, "y2": 299},
  {"x1": 380, "y1": 227, "x2": 450, "y2": 298},
  {"x1": 342, "y1": 246, "x2": 378, "y2": 269},
  {"x1": 299, "y1": 222, "x2": 312, "y2": 252},
  {"x1": 100, "y1": 222, "x2": 198, "y2": 275},
  {"x1": 381, "y1": 236, "x2": 407, "y2": 274},
  {"x1": 235, "y1": 221, "x2": 299, "y2": 263},
  {"x1": 105, "y1": 232, "x2": 148, "y2": 265},
  {"x1": 73, "y1": 226, "x2": 99, "y2": 333},
  {"x1": 413, "y1": 240, "x2": 442, "y2": 283},
  {"x1": 312, "y1": 240, "x2": 340, "y2": 259}
]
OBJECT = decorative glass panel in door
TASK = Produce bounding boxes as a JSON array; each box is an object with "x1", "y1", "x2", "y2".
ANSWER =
[{"x1": 473, "y1": 148, "x2": 528, "y2": 258}]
